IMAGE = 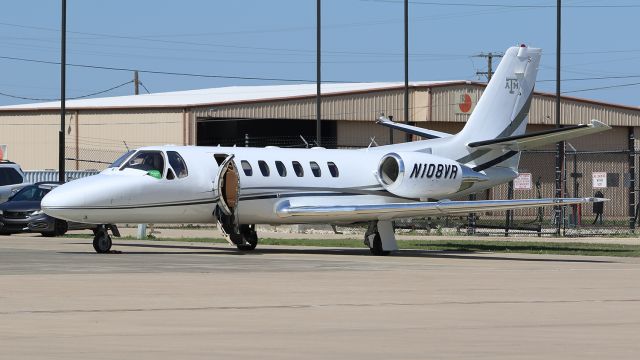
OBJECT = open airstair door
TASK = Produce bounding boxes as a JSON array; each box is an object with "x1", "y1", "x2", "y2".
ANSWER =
[
  {"x1": 216, "y1": 154, "x2": 240, "y2": 218},
  {"x1": 214, "y1": 154, "x2": 241, "y2": 244}
]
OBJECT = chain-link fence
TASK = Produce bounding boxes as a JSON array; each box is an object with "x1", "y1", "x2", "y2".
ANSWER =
[{"x1": 65, "y1": 135, "x2": 640, "y2": 237}]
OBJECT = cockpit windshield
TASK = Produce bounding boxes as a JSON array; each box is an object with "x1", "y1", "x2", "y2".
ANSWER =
[
  {"x1": 121, "y1": 151, "x2": 165, "y2": 174},
  {"x1": 109, "y1": 150, "x2": 136, "y2": 168}
]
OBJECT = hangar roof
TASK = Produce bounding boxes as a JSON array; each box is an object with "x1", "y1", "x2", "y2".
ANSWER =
[{"x1": 0, "y1": 81, "x2": 462, "y2": 111}]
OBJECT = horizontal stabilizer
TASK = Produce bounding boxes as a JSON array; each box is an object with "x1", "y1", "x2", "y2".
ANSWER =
[
  {"x1": 377, "y1": 116, "x2": 452, "y2": 140},
  {"x1": 467, "y1": 119, "x2": 610, "y2": 151},
  {"x1": 276, "y1": 197, "x2": 606, "y2": 222}
]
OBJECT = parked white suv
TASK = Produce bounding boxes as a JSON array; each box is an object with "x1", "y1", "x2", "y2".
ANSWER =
[{"x1": 0, "y1": 161, "x2": 28, "y2": 203}]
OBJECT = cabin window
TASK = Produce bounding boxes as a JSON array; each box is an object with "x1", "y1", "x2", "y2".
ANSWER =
[
  {"x1": 292, "y1": 161, "x2": 304, "y2": 177},
  {"x1": 327, "y1": 162, "x2": 339, "y2": 177},
  {"x1": 275, "y1": 161, "x2": 287, "y2": 177},
  {"x1": 167, "y1": 151, "x2": 188, "y2": 178},
  {"x1": 310, "y1": 161, "x2": 321, "y2": 177},
  {"x1": 122, "y1": 151, "x2": 165, "y2": 175},
  {"x1": 241, "y1": 160, "x2": 253, "y2": 176},
  {"x1": 258, "y1": 160, "x2": 270, "y2": 176}
]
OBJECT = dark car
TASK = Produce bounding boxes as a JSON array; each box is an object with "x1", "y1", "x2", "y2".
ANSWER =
[{"x1": 0, "y1": 182, "x2": 94, "y2": 237}]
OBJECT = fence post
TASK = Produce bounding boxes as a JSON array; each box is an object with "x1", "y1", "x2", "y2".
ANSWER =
[
  {"x1": 628, "y1": 127, "x2": 636, "y2": 232},
  {"x1": 467, "y1": 193, "x2": 476, "y2": 235},
  {"x1": 505, "y1": 181, "x2": 513, "y2": 237}
]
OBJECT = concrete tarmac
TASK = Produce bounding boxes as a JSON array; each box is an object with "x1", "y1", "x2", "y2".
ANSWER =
[{"x1": 1, "y1": 235, "x2": 640, "y2": 359}]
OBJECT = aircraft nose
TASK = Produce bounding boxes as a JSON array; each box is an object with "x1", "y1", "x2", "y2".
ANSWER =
[
  {"x1": 41, "y1": 180, "x2": 88, "y2": 222},
  {"x1": 42, "y1": 174, "x2": 139, "y2": 223}
]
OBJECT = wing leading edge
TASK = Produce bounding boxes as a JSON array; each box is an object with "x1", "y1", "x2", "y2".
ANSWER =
[
  {"x1": 276, "y1": 197, "x2": 606, "y2": 222},
  {"x1": 467, "y1": 119, "x2": 610, "y2": 151}
]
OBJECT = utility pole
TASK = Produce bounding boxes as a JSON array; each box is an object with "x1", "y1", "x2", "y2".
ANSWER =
[
  {"x1": 474, "y1": 52, "x2": 503, "y2": 81},
  {"x1": 59, "y1": 0, "x2": 66, "y2": 184},
  {"x1": 403, "y1": 0, "x2": 410, "y2": 142},
  {"x1": 555, "y1": 0, "x2": 564, "y2": 235},
  {"x1": 134, "y1": 70, "x2": 139, "y2": 95},
  {"x1": 316, "y1": 0, "x2": 321, "y2": 147}
]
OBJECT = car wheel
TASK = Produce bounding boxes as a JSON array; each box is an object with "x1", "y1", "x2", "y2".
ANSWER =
[{"x1": 53, "y1": 220, "x2": 68, "y2": 236}]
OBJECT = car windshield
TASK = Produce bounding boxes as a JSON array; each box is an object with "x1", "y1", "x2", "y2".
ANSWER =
[
  {"x1": 11, "y1": 185, "x2": 52, "y2": 202},
  {"x1": 109, "y1": 150, "x2": 136, "y2": 168},
  {"x1": 121, "y1": 151, "x2": 165, "y2": 173}
]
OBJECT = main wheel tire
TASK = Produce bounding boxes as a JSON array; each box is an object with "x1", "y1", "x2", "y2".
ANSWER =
[
  {"x1": 236, "y1": 225, "x2": 258, "y2": 251},
  {"x1": 369, "y1": 233, "x2": 390, "y2": 256},
  {"x1": 93, "y1": 232, "x2": 112, "y2": 253}
]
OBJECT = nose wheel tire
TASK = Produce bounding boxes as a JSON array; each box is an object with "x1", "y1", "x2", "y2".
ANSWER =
[{"x1": 93, "y1": 232, "x2": 112, "y2": 253}]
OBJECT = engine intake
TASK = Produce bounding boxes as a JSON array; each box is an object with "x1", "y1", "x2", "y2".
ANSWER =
[{"x1": 377, "y1": 152, "x2": 487, "y2": 199}]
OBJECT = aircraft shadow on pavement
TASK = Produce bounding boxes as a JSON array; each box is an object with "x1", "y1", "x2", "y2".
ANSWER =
[{"x1": 64, "y1": 241, "x2": 616, "y2": 264}]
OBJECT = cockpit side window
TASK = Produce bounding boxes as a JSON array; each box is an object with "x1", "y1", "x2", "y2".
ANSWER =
[
  {"x1": 167, "y1": 151, "x2": 188, "y2": 178},
  {"x1": 109, "y1": 150, "x2": 136, "y2": 168},
  {"x1": 121, "y1": 151, "x2": 165, "y2": 175}
]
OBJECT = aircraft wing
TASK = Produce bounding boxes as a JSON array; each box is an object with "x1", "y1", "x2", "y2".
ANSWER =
[
  {"x1": 467, "y1": 119, "x2": 610, "y2": 151},
  {"x1": 377, "y1": 116, "x2": 452, "y2": 139},
  {"x1": 276, "y1": 197, "x2": 605, "y2": 222}
]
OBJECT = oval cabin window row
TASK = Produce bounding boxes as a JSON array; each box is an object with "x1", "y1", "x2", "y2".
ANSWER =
[{"x1": 240, "y1": 160, "x2": 339, "y2": 178}]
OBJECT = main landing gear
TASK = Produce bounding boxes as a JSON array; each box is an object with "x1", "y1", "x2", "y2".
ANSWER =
[
  {"x1": 364, "y1": 220, "x2": 398, "y2": 256},
  {"x1": 92, "y1": 224, "x2": 120, "y2": 253},
  {"x1": 215, "y1": 206, "x2": 259, "y2": 252},
  {"x1": 231, "y1": 224, "x2": 258, "y2": 251}
]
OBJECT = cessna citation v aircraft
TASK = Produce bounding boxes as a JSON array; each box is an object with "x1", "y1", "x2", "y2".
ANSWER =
[{"x1": 42, "y1": 45, "x2": 609, "y2": 255}]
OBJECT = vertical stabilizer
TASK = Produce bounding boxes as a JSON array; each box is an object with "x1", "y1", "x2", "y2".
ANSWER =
[{"x1": 454, "y1": 45, "x2": 541, "y2": 170}]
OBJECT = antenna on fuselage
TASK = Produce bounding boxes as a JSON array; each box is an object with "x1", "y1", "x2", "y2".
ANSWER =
[
  {"x1": 367, "y1": 137, "x2": 379, "y2": 148},
  {"x1": 123, "y1": 141, "x2": 129, "y2": 151},
  {"x1": 299, "y1": 135, "x2": 310, "y2": 148}
]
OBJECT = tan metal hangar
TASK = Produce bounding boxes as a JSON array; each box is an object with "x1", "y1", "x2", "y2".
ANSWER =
[{"x1": 0, "y1": 80, "x2": 638, "y2": 171}]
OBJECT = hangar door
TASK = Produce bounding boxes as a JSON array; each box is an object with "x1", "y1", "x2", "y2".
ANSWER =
[{"x1": 196, "y1": 117, "x2": 337, "y2": 148}]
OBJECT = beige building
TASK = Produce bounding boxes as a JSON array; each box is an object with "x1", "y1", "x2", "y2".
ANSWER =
[{"x1": 0, "y1": 80, "x2": 638, "y2": 171}]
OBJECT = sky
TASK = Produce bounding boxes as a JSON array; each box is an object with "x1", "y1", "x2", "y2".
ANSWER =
[{"x1": 1, "y1": 0, "x2": 639, "y2": 107}]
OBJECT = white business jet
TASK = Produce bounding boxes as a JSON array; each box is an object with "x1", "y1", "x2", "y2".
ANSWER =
[{"x1": 42, "y1": 45, "x2": 609, "y2": 255}]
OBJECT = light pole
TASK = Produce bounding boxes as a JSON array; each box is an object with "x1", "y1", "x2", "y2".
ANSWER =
[{"x1": 59, "y1": 0, "x2": 66, "y2": 183}]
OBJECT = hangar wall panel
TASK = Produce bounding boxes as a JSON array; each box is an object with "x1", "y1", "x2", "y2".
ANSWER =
[
  {"x1": 192, "y1": 89, "x2": 426, "y2": 123},
  {"x1": 0, "y1": 112, "x2": 59, "y2": 170},
  {"x1": 72, "y1": 110, "x2": 184, "y2": 170}
]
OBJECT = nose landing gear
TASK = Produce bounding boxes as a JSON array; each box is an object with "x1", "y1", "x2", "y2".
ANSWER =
[{"x1": 92, "y1": 224, "x2": 120, "y2": 253}]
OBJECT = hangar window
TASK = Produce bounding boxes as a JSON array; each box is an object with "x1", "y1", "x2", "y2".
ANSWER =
[
  {"x1": 327, "y1": 162, "x2": 339, "y2": 177},
  {"x1": 122, "y1": 151, "x2": 165, "y2": 175},
  {"x1": 109, "y1": 150, "x2": 135, "y2": 168},
  {"x1": 292, "y1": 161, "x2": 304, "y2": 177},
  {"x1": 275, "y1": 161, "x2": 287, "y2": 177},
  {"x1": 167, "y1": 151, "x2": 188, "y2": 178},
  {"x1": 241, "y1": 160, "x2": 253, "y2": 176},
  {"x1": 310, "y1": 161, "x2": 321, "y2": 177},
  {"x1": 258, "y1": 160, "x2": 270, "y2": 176}
]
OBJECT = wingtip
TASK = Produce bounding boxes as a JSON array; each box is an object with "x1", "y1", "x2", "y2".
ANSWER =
[{"x1": 589, "y1": 119, "x2": 612, "y2": 129}]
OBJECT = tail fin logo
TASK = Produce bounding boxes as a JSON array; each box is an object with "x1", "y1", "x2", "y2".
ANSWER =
[{"x1": 505, "y1": 78, "x2": 519, "y2": 94}]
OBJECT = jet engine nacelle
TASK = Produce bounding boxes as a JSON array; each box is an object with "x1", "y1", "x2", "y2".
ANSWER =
[{"x1": 377, "y1": 152, "x2": 484, "y2": 199}]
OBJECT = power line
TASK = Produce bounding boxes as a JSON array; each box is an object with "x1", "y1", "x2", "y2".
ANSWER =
[
  {"x1": 363, "y1": 0, "x2": 640, "y2": 8},
  {"x1": 538, "y1": 75, "x2": 640, "y2": 82},
  {"x1": 0, "y1": 80, "x2": 133, "y2": 101},
  {"x1": 562, "y1": 81, "x2": 640, "y2": 94},
  {"x1": 0, "y1": 54, "x2": 349, "y2": 83}
]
